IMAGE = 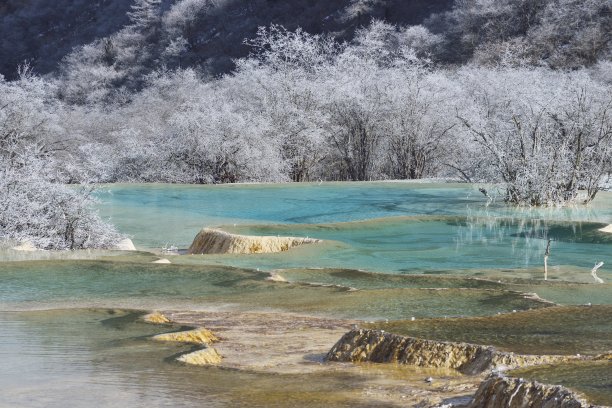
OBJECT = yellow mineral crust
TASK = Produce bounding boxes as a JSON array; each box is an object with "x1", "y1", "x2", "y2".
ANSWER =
[
  {"x1": 142, "y1": 312, "x2": 171, "y2": 324},
  {"x1": 177, "y1": 347, "x2": 222, "y2": 366},
  {"x1": 326, "y1": 329, "x2": 578, "y2": 375},
  {"x1": 188, "y1": 227, "x2": 320, "y2": 254},
  {"x1": 153, "y1": 328, "x2": 219, "y2": 345}
]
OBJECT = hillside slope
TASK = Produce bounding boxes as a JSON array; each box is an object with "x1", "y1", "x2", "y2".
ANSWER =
[{"x1": 0, "y1": 0, "x2": 453, "y2": 78}]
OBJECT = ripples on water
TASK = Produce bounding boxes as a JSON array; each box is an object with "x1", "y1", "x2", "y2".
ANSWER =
[
  {"x1": 1, "y1": 183, "x2": 611, "y2": 406},
  {"x1": 0, "y1": 309, "x2": 456, "y2": 408}
]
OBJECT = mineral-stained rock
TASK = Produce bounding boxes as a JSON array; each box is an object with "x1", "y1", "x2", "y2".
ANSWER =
[
  {"x1": 153, "y1": 328, "x2": 219, "y2": 344},
  {"x1": 177, "y1": 346, "x2": 222, "y2": 366},
  {"x1": 468, "y1": 374, "x2": 595, "y2": 408},
  {"x1": 593, "y1": 353, "x2": 612, "y2": 361},
  {"x1": 142, "y1": 312, "x2": 171, "y2": 324},
  {"x1": 325, "y1": 329, "x2": 575, "y2": 374},
  {"x1": 188, "y1": 228, "x2": 320, "y2": 254}
]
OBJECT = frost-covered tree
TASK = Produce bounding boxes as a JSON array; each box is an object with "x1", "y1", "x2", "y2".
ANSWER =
[
  {"x1": 384, "y1": 70, "x2": 456, "y2": 179},
  {"x1": 0, "y1": 157, "x2": 124, "y2": 250},
  {"x1": 128, "y1": 0, "x2": 162, "y2": 30},
  {"x1": 455, "y1": 67, "x2": 612, "y2": 206},
  {"x1": 0, "y1": 71, "x2": 124, "y2": 249}
]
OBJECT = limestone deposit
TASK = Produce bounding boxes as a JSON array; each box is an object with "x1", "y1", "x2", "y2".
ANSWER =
[
  {"x1": 142, "y1": 312, "x2": 171, "y2": 324},
  {"x1": 114, "y1": 238, "x2": 136, "y2": 251},
  {"x1": 468, "y1": 374, "x2": 595, "y2": 408},
  {"x1": 153, "y1": 328, "x2": 219, "y2": 345},
  {"x1": 188, "y1": 227, "x2": 320, "y2": 254},
  {"x1": 177, "y1": 346, "x2": 222, "y2": 366},
  {"x1": 599, "y1": 224, "x2": 612, "y2": 233},
  {"x1": 326, "y1": 329, "x2": 575, "y2": 374}
]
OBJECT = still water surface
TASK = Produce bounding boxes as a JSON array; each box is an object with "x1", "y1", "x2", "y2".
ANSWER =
[{"x1": 1, "y1": 183, "x2": 611, "y2": 406}]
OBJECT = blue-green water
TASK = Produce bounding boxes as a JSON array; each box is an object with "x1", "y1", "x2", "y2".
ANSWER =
[
  {"x1": 94, "y1": 183, "x2": 612, "y2": 276},
  {"x1": 2, "y1": 182, "x2": 611, "y2": 407},
  {"x1": 96, "y1": 182, "x2": 612, "y2": 246}
]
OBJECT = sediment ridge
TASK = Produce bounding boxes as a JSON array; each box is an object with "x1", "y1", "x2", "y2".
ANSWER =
[
  {"x1": 188, "y1": 227, "x2": 321, "y2": 254},
  {"x1": 469, "y1": 374, "x2": 597, "y2": 408},
  {"x1": 325, "y1": 329, "x2": 576, "y2": 375},
  {"x1": 152, "y1": 328, "x2": 219, "y2": 345}
]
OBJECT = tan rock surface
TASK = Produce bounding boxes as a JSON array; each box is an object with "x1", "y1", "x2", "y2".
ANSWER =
[
  {"x1": 177, "y1": 347, "x2": 222, "y2": 366},
  {"x1": 468, "y1": 374, "x2": 596, "y2": 408},
  {"x1": 326, "y1": 329, "x2": 577, "y2": 374},
  {"x1": 188, "y1": 228, "x2": 320, "y2": 254},
  {"x1": 153, "y1": 328, "x2": 218, "y2": 344},
  {"x1": 142, "y1": 311, "x2": 171, "y2": 324},
  {"x1": 160, "y1": 310, "x2": 482, "y2": 406}
]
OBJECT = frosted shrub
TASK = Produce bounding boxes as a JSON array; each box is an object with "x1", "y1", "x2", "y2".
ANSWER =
[
  {"x1": 0, "y1": 159, "x2": 124, "y2": 250},
  {"x1": 457, "y1": 67, "x2": 612, "y2": 206}
]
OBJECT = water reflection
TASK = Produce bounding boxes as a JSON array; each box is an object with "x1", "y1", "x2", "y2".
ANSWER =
[{"x1": 0, "y1": 309, "x2": 463, "y2": 408}]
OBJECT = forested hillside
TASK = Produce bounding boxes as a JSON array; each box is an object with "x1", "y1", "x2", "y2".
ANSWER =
[
  {"x1": 1, "y1": 0, "x2": 611, "y2": 248},
  {"x1": 0, "y1": 0, "x2": 453, "y2": 79}
]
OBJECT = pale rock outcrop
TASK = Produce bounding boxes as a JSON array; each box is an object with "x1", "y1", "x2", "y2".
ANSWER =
[
  {"x1": 177, "y1": 346, "x2": 222, "y2": 366},
  {"x1": 142, "y1": 312, "x2": 171, "y2": 324},
  {"x1": 469, "y1": 374, "x2": 596, "y2": 408},
  {"x1": 188, "y1": 227, "x2": 320, "y2": 254},
  {"x1": 152, "y1": 328, "x2": 219, "y2": 345},
  {"x1": 11, "y1": 241, "x2": 37, "y2": 251},
  {"x1": 266, "y1": 272, "x2": 287, "y2": 282},
  {"x1": 598, "y1": 224, "x2": 612, "y2": 233},
  {"x1": 326, "y1": 330, "x2": 576, "y2": 375},
  {"x1": 152, "y1": 258, "x2": 171, "y2": 264},
  {"x1": 114, "y1": 238, "x2": 136, "y2": 251}
]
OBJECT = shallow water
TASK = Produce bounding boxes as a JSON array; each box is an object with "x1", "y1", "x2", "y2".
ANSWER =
[
  {"x1": 96, "y1": 183, "x2": 612, "y2": 247},
  {"x1": 2, "y1": 182, "x2": 611, "y2": 407},
  {"x1": 91, "y1": 183, "x2": 612, "y2": 276},
  {"x1": 0, "y1": 309, "x2": 447, "y2": 408},
  {"x1": 0, "y1": 260, "x2": 546, "y2": 320},
  {"x1": 510, "y1": 361, "x2": 612, "y2": 406},
  {"x1": 367, "y1": 305, "x2": 612, "y2": 355}
]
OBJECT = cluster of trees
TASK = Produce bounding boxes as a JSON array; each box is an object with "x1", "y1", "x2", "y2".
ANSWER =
[
  {"x1": 0, "y1": 0, "x2": 611, "y2": 248},
  {"x1": 0, "y1": 67, "x2": 123, "y2": 250}
]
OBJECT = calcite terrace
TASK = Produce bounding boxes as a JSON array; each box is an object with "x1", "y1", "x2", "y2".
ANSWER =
[{"x1": 326, "y1": 329, "x2": 577, "y2": 375}]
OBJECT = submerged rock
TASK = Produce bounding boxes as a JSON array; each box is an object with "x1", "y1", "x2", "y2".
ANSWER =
[
  {"x1": 153, "y1": 328, "x2": 219, "y2": 345},
  {"x1": 142, "y1": 312, "x2": 171, "y2": 324},
  {"x1": 188, "y1": 227, "x2": 320, "y2": 254},
  {"x1": 177, "y1": 346, "x2": 222, "y2": 366},
  {"x1": 325, "y1": 329, "x2": 575, "y2": 374},
  {"x1": 469, "y1": 374, "x2": 595, "y2": 408}
]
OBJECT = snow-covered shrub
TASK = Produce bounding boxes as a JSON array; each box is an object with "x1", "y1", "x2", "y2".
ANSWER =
[{"x1": 0, "y1": 157, "x2": 124, "y2": 250}]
